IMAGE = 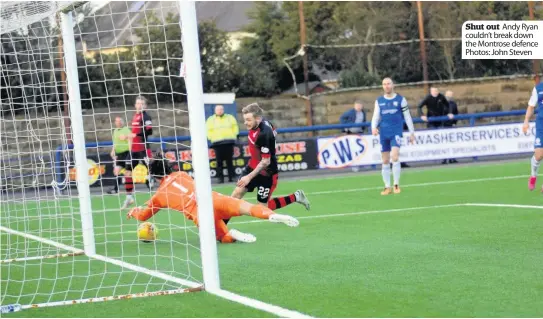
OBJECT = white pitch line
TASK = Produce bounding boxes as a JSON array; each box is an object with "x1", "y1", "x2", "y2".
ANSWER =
[
  {"x1": 0, "y1": 227, "x2": 313, "y2": 318},
  {"x1": 0, "y1": 226, "x2": 85, "y2": 254},
  {"x1": 7, "y1": 201, "x2": 542, "y2": 317},
  {"x1": 208, "y1": 288, "x2": 313, "y2": 319},
  {"x1": 245, "y1": 174, "x2": 528, "y2": 199},
  {"x1": 4, "y1": 170, "x2": 529, "y2": 211},
  {"x1": 42, "y1": 173, "x2": 529, "y2": 222},
  {"x1": 230, "y1": 204, "x2": 467, "y2": 226},
  {"x1": 30, "y1": 173, "x2": 536, "y2": 241},
  {"x1": 196, "y1": 197, "x2": 543, "y2": 317},
  {"x1": 11, "y1": 201, "x2": 543, "y2": 244},
  {"x1": 215, "y1": 158, "x2": 529, "y2": 185},
  {"x1": 465, "y1": 203, "x2": 543, "y2": 209},
  {"x1": 27, "y1": 201, "x2": 543, "y2": 241},
  {"x1": 57, "y1": 176, "x2": 541, "y2": 238},
  {"x1": 9, "y1": 159, "x2": 527, "y2": 205},
  {"x1": 230, "y1": 201, "x2": 543, "y2": 226},
  {"x1": 0, "y1": 225, "x2": 200, "y2": 289},
  {"x1": 83, "y1": 204, "x2": 468, "y2": 239}
]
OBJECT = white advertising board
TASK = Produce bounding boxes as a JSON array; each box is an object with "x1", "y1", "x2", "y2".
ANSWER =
[{"x1": 317, "y1": 123, "x2": 535, "y2": 169}]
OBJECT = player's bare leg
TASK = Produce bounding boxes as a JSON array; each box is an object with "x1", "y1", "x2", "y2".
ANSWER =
[
  {"x1": 144, "y1": 154, "x2": 155, "y2": 191},
  {"x1": 222, "y1": 187, "x2": 248, "y2": 225},
  {"x1": 380, "y1": 151, "x2": 392, "y2": 195},
  {"x1": 239, "y1": 201, "x2": 299, "y2": 227},
  {"x1": 390, "y1": 147, "x2": 401, "y2": 194},
  {"x1": 231, "y1": 186, "x2": 247, "y2": 199},
  {"x1": 529, "y1": 148, "x2": 543, "y2": 191},
  {"x1": 108, "y1": 166, "x2": 123, "y2": 195},
  {"x1": 121, "y1": 169, "x2": 135, "y2": 209}
]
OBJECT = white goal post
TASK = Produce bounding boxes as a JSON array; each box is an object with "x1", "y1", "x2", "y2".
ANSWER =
[
  {"x1": 0, "y1": 0, "x2": 219, "y2": 312},
  {"x1": 60, "y1": 6, "x2": 96, "y2": 257},
  {"x1": 178, "y1": 0, "x2": 220, "y2": 292}
]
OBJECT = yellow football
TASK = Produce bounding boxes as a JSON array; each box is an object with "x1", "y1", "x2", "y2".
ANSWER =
[{"x1": 137, "y1": 222, "x2": 158, "y2": 242}]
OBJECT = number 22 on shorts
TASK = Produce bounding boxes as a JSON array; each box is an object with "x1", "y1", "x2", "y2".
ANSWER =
[{"x1": 257, "y1": 186, "x2": 270, "y2": 199}]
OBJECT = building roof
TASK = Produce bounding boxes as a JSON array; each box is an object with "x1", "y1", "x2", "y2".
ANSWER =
[
  {"x1": 283, "y1": 81, "x2": 326, "y2": 95},
  {"x1": 75, "y1": 1, "x2": 255, "y2": 50}
]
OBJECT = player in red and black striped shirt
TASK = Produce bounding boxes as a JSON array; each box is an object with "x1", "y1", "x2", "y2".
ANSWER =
[
  {"x1": 230, "y1": 103, "x2": 310, "y2": 219},
  {"x1": 122, "y1": 96, "x2": 153, "y2": 209}
]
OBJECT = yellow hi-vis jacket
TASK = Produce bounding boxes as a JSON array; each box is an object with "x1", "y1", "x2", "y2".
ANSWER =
[{"x1": 205, "y1": 114, "x2": 239, "y2": 145}]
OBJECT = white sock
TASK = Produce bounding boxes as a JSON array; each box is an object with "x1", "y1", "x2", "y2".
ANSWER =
[
  {"x1": 392, "y1": 162, "x2": 401, "y2": 186},
  {"x1": 126, "y1": 194, "x2": 134, "y2": 201},
  {"x1": 382, "y1": 164, "x2": 391, "y2": 188},
  {"x1": 531, "y1": 156, "x2": 541, "y2": 177}
]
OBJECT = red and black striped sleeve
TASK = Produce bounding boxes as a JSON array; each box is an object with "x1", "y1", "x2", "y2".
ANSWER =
[
  {"x1": 255, "y1": 129, "x2": 275, "y2": 159},
  {"x1": 137, "y1": 111, "x2": 153, "y2": 141}
]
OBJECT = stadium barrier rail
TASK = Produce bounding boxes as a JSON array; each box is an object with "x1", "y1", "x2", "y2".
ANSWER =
[{"x1": 42, "y1": 109, "x2": 528, "y2": 186}]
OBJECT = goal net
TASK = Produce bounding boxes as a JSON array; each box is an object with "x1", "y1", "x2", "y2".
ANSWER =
[{"x1": 1, "y1": 0, "x2": 217, "y2": 312}]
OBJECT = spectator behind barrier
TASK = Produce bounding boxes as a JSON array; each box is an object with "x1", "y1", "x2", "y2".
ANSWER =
[
  {"x1": 443, "y1": 90, "x2": 459, "y2": 164},
  {"x1": 206, "y1": 104, "x2": 239, "y2": 183},
  {"x1": 340, "y1": 100, "x2": 366, "y2": 134},
  {"x1": 444, "y1": 90, "x2": 459, "y2": 128},
  {"x1": 417, "y1": 87, "x2": 453, "y2": 128}
]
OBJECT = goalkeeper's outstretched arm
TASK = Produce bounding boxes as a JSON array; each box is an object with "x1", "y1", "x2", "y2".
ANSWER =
[{"x1": 127, "y1": 200, "x2": 161, "y2": 221}]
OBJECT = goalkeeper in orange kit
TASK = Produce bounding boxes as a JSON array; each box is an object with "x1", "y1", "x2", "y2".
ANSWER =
[{"x1": 127, "y1": 156, "x2": 299, "y2": 243}]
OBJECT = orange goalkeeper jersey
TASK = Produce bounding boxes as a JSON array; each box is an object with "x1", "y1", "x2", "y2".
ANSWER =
[
  {"x1": 132, "y1": 171, "x2": 198, "y2": 221},
  {"x1": 131, "y1": 171, "x2": 243, "y2": 223}
]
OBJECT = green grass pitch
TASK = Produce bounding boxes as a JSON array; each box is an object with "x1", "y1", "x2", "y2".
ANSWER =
[{"x1": 2, "y1": 159, "x2": 543, "y2": 317}]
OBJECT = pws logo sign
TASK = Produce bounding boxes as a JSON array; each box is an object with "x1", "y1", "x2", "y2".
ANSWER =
[{"x1": 318, "y1": 135, "x2": 368, "y2": 168}]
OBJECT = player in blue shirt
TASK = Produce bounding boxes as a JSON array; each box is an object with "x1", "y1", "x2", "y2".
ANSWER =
[
  {"x1": 523, "y1": 82, "x2": 543, "y2": 191},
  {"x1": 371, "y1": 78, "x2": 415, "y2": 195}
]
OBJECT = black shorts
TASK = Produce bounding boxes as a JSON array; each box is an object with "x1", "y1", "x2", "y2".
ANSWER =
[
  {"x1": 240, "y1": 167, "x2": 278, "y2": 204},
  {"x1": 115, "y1": 151, "x2": 130, "y2": 168},
  {"x1": 126, "y1": 151, "x2": 148, "y2": 170}
]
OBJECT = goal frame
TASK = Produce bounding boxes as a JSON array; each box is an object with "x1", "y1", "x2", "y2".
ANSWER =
[
  {"x1": 1, "y1": 0, "x2": 220, "y2": 311},
  {"x1": 178, "y1": 0, "x2": 220, "y2": 291},
  {"x1": 60, "y1": 8, "x2": 96, "y2": 257},
  {"x1": 60, "y1": 0, "x2": 221, "y2": 290}
]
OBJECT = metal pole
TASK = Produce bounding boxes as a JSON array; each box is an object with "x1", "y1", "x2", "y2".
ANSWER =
[
  {"x1": 416, "y1": 1, "x2": 429, "y2": 93},
  {"x1": 57, "y1": 15, "x2": 71, "y2": 145},
  {"x1": 528, "y1": 1, "x2": 540, "y2": 84},
  {"x1": 179, "y1": 0, "x2": 220, "y2": 291},
  {"x1": 298, "y1": 1, "x2": 314, "y2": 131},
  {"x1": 60, "y1": 11, "x2": 96, "y2": 255}
]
